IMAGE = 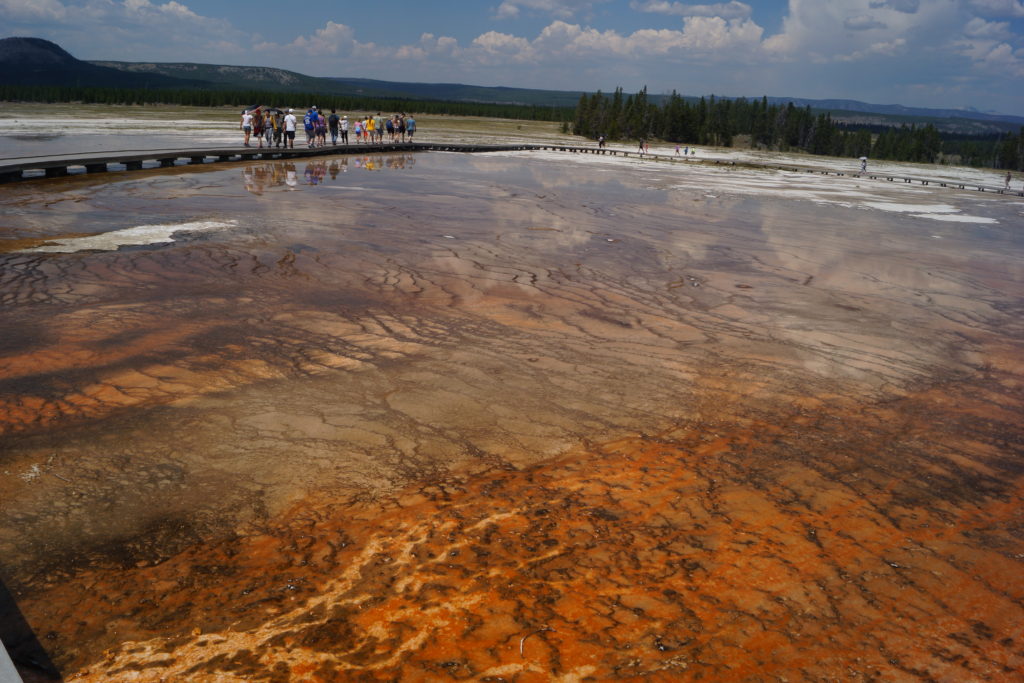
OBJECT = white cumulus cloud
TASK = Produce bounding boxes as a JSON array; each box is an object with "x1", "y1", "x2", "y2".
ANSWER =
[
  {"x1": 471, "y1": 30, "x2": 536, "y2": 62},
  {"x1": 495, "y1": 0, "x2": 611, "y2": 20},
  {"x1": 1, "y1": 0, "x2": 251, "y2": 62},
  {"x1": 763, "y1": 0, "x2": 957, "y2": 60},
  {"x1": 868, "y1": 0, "x2": 920, "y2": 13},
  {"x1": 629, "y1": 0, "x2": 753, "y2": 19},
  {"x1": 258, "y1": 21, "x2": 361, "y2": 56},
  {"x1": 968, "y1": 0, "x2": 1024, "y2": 17},
  {"x1": 0, "y1": 0, "x2": 67, "y2": 21},
  {"x1": 964, "y1": 16, "x2": 1011, "y2": 39},
  {"x1": 844, "y1": 14, "x2": 887, "y2": 30}
]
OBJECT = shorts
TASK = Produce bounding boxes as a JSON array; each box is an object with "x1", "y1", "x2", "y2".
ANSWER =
[
  {"x1": 243, "y1": 126, "x2": 251, "y2": 132},
  {"x1": 285, "y1": 131, "x2": 296, "y2": 140}
]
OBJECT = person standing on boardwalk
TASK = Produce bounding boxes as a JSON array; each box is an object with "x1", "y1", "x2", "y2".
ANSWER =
[
  {"x1": 252, "y1": 108, "x2": 265, "y2": 148},
  {"x1": 283, "y1": 108, "x2": 297, "y2": 149},
  {"x1": 316, "y1": 110, "x2": 327, "y2": 147},
  {"x1": 303, "y1": 107, "x2": 317, "y2": 148},
  {"x1": 273, "y1": 110, "x2": 285, "y2": 147},
  {"x1": 340, "y1": 115, "x2": 349, "y2": 144},
  {"x1": 328, "y1": 110, "x2": 340, "y2": 145},
  {"x1": 240, "y1": 109, "x2": 253, "y2": 146},
  {"x1": 366, "y1": 115, "x2": 376, "y2": 144},
  {"x1": 263, "y1": 111, "x2": 275, "y2": 148},
  {"x1": 406, "y1": 115, "x2": 416, "y2": 140}
]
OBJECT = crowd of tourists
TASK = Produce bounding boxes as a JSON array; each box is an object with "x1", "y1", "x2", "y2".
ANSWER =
[{"x1": 239, "y1": 107, "x2": 417, "y2": 149}]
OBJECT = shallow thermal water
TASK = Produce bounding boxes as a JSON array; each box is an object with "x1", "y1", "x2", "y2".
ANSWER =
[{"x1": 0, "y1": 151, "x2": 1023, "y2": 681}]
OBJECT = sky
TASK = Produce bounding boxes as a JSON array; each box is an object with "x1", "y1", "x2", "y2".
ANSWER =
[{"x1": 2, "y1": 0, "x2": 1023, "y2": 115}]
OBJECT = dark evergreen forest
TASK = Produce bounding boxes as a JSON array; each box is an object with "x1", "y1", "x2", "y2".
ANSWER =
[{"x1": 572, "y1": 88, "x2": 1024, "y2": 170}]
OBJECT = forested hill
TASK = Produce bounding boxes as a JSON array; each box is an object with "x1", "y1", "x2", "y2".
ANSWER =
[
  {"x1": 87, "y1": 61, "x2": 586, "y2": 107},
  {"x1": 0, "y1": 37, "x2": 207, "y2": 89}
]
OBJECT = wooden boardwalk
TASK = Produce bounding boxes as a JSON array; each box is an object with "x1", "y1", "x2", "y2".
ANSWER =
[
  {"x1": 0, "y1": 636, "x2": 24, "y2": 683},
  {"x1": 1, "y1": 142, "x2": 1021, "y2": 196}
]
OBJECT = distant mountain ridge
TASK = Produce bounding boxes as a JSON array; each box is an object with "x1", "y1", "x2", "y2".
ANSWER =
[
  {"x1": 764, "y1": 96, "x2": 1024, "y2": 127},
  {"x1": 0, "y1": 36, "x2": 206, "y2": 89},
  {"x1": 2, "y1": 36, "x2": 1021, "y2": 132},
  {"x1": 86, "y1": 60, "x2": 586, "y2": 107},
  {"x1": 88, "y1": 60, "x2": 337, "y2": 94}
]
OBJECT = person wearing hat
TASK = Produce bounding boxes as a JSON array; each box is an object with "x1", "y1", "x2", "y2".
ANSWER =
[
  {"x1": 283, "y1": 108, "x2": 297, "y2": 149},
  {"x1": 340, "y1": 115, "x2": 349, "y2": 144}
]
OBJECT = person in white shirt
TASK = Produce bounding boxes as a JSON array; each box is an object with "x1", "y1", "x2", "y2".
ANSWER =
[
  {"x1": 283, "y1": 109, "x2": 297, "y2": 149},
  {"x1": 240, "y1": 110, "x2": 253, "y2": 146}
]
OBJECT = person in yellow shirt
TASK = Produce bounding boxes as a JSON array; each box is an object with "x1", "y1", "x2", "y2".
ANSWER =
[{"x1": 366, "y1": 115, "x2": 376, "y2": 143}]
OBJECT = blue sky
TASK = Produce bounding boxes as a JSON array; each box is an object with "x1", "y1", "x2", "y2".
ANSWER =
[{"x1": 2, "y1": 0, "x2": 1023, "y2": 114}]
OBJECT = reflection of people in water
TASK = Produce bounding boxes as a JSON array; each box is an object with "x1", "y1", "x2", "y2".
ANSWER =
[
  {"x1": 242, "y1": 166, "x2": 256, "y2": 194},
  {"x1": 385, "y1": 154, "x2": 415, "y2": 170},
  {"x1": 243, "y1": 162, "x2": 298, "y2": 192},
  {"x1": 304, "y1": 161, "x2": 329, "y2": 185},
  {"x1": 242, "y1": 156, "x2": 415, "y2": 193},
  {"x1": 241, "y1": 164, "x2": 272, "y2": 195}
]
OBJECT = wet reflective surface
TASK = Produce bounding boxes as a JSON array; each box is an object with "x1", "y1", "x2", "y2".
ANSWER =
[{"x1": 1, "y1": 153, "x2": 1023, "y2": 681}]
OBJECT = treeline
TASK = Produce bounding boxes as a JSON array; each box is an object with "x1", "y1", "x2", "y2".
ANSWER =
[
  {"x1": 939, "y1": 131, "x2": 1024, "y2": 169},
  {"x1": 0, "y1": 84, "x2": 573, "y2": 122},
  {"x1": 572, "y1": 87, "x2": 1024, "y2": 170}
]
